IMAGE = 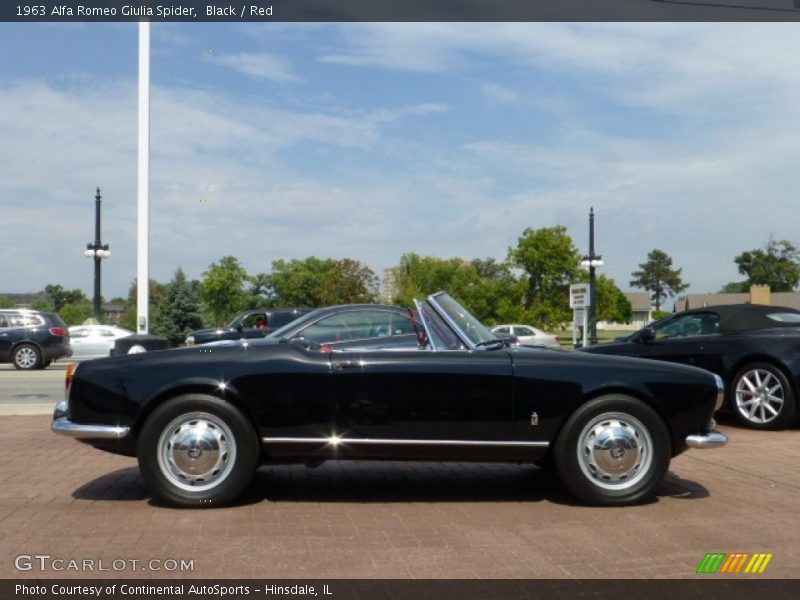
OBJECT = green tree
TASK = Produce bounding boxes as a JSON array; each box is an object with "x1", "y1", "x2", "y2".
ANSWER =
[
  {"x1": 59, "y1": 302, "x2": 94, "y2": 326},
  {"x1": 508, "y1": 226, "x2": 582, "y2": 328},
  {"x1": 266, "y1": 257, "x2": 379, "y2": 307},
  {"x1": 0, "y1": 295, "x2": 14, "y2": 308},
  {"x1": 576, "y1": 274, "x2": 632, "y2": 324},
  {"x1": 42, "y1": 284, "x2": 87, "y2": 312},
  {"x1": 389, "y1": 254, "x2": 523, "y2": 323},
  {"x1": 731, "y1": 239, "x2": 800, "y2": 292},
  {"x1": 651, "y1": 309, "x2": 672, "y2": 321},
  {"x1": 30, "y1": 297, "x2": 53, "y2": 312},
  {"x1": 629, "y1": 249, "x2": 689, "y2": 312},
  {"x1": 245, "y1": 272, "x2": 273, "y2": 308},
  {"x1": 151, "y1": 268, "x2": 204, "y2": 346},
  {"x1": 120, "y1": 279, "x2": 167, "y2": 332},
  {"x1": 200, "y1": 256, "x2": 250, "y2": 326}
]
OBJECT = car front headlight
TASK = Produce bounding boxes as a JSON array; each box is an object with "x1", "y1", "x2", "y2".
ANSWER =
[{"x1": 185, "y1": 336, "x2": 195, "y2": 346}]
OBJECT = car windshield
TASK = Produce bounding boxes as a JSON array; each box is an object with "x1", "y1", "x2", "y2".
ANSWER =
[{"x1": 428, "y1": 292, "x2": 500, "y2": 348}]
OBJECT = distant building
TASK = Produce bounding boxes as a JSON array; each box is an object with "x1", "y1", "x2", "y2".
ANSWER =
[
  {"x1": 597, "y1": 292, "x2": 654, "y2": 331},
  {"x1": 674, "y1": 286, "x2": 800, "y2": 312},
  {"x1": 381, "y1": 268, "x2": 398, "y2": 303}
]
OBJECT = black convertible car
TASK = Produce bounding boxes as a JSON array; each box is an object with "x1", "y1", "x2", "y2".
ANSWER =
[
  {"x1": 52, "y1": 292, "x2": 727, "y2": 508},
  {"x1": 582, "y1": 304, "x2": 800, "y2": 430}
]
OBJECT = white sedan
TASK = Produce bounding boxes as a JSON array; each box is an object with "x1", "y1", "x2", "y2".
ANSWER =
[
  {"x1": 490, "y1": 324, "x2": 561, "y2": 349},
  {"x1": 68, "y1": 325, "x2": 135, "y2": 360}
]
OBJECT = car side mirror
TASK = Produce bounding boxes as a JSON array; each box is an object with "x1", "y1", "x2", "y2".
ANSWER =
[{"x1": 639, "y1": 327, "x2": 655, "y2": 343}]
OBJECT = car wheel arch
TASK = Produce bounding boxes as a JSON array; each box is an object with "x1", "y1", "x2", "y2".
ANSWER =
[{"x1": 133, "y1": 382, "x2": 258, "y2": 443}]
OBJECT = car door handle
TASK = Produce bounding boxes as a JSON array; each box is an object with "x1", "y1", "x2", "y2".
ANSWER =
[{"x1": 331, "y1": 360, "x2": 364, "y2": 371}]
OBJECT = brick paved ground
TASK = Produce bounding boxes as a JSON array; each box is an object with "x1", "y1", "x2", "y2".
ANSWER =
[{"x1": 1, "y1": 415, "x2": 798, "y2": 579}]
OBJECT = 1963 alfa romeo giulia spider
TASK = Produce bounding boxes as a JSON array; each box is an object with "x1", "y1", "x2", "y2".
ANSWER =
[{"x1": 52, "y1": 292, "x2": 727, "y2": 507}]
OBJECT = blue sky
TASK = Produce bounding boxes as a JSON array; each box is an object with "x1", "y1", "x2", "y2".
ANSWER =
[{"x1": 2, "y1": 22, "x2": 800, "y2": 302}]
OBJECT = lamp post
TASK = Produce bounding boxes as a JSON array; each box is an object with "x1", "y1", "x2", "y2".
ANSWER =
[
  {"x1": 84, "y1": 187, "x2": 110, "y2": 322},
  {"x1": 580, "y1": 207, "x2": 603, "y2": 346}
]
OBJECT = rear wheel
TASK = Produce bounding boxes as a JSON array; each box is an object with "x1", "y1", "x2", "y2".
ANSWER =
[
  {"x1": 731, "y1": 363, "x2": 796, "y2": 430},
  {"x1": 12, "y1": 344, "x2": 42, "y2": 370},
  {"x1": 554, "y1": 395, "x2": 670, "y2": 506},
  {"x1": 137, "y1": 394, "x2": 259, "y2": 507}
]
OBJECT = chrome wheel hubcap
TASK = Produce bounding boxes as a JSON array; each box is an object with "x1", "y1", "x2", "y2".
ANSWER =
[
  {"x1": 15, "y1": 347, "x2": 37, "y2": 368},
  {"x1": 157, "y1": 412, "x2": 236, "y2": 492},
  {"x1": 578, "y1": 412, "x2": 652, "y2": 490},
  {"x1": 735, "y1": 369, "x2": 784, "y2": 425}
]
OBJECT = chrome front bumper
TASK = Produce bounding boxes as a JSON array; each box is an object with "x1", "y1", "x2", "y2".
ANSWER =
[
  {"x1": 685, "y1": 418, "x2": 728, "y2": 449},
  {"x1": 51, "y1": 401, "x2": 130, "y2": 440}
]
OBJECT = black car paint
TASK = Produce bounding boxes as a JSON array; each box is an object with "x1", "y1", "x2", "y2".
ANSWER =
[
  {"x1": 185, "y1": 308, "x2": 310, "y2": 345},
  {"x1": 581, "y1": 307, "x2": 800, "y2": 416},
  {"x1": 66, "y1": 337, "x2": 718, "y2": 462}
]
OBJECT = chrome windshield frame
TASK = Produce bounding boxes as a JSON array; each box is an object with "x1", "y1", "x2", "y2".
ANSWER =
[{"x1": 413, "y1": 298, "x2": 439, "y2": 351}]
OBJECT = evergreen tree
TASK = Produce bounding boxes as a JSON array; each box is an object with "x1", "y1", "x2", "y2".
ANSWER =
[
  {"x1": 152, "y1": 268, "x2": 204, "y2": 346},
  {"x1": 630, "y1": 249, "x2": 688, "y2": 312}
]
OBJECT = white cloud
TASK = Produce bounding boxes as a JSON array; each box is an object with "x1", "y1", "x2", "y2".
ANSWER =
[{"x1": 210, "y1": 52, "x2": 303, "y2": 83}]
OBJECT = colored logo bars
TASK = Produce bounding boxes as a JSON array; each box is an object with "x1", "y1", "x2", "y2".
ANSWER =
[{"x1": 697, "y1": 553, "x2": 773, "y2": 574}]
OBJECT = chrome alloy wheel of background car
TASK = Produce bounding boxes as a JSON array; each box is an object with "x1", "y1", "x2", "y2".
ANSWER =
[
  {"x1": 13, "y1": 345, "x2": 40, "y2": 369},
  {"x1": 734, "y1": 368, "x2": 785, "y2": 425},
  {"x1": 576, "y1": 412, "x2": 653, "y2": 491},
  {"x1": 156, "y1": 412, "x2": 237, "y2": 492}
]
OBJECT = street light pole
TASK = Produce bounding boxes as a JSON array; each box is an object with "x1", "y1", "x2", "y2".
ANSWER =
[
  {"x1": 581, "y1": 207, "x2": 602, "y2": 346},
  {"x1": 84, "y1": 187, "x2": 110, "y2": 322}
]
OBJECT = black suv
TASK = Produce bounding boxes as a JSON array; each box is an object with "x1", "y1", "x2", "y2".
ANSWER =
[
  {"x1": 184, "y1": 308, "x2": 310, "y2": 346},
  {"x1": 0, "y1": 309, "x2": 72, "y2": 369}
]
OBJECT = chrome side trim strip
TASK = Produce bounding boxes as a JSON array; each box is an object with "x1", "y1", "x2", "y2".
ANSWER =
[
  {"x1": 262, "y1": 437, "x2": 549, "y2": 448},
  {"x1": 51, "y1": 418, "x2": 130, "y2": 440}
]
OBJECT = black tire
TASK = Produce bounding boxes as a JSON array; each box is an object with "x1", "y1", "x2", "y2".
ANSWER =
[
  {"x1": 12, "y1": 344, "x2": 42, "y2": 370},
  {"x1": 554, "y1": 394, "x2": 671, "y2": 506},
  {"x1": 730, "y1": 362, "x2": 796, "y2": 430},
  {"x1": 137, "y1": 394, "x2": 259, "y2": 508}
]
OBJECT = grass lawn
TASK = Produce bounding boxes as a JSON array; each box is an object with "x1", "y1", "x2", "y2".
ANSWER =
[{"x1": 554, "y1": 329, "x2": 632, "y2": 349}]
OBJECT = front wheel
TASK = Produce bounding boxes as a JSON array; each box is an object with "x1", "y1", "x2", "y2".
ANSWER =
[
  {"x1": 137, "y1": 394, "x2": 259, "y2": 507},
  {"x1": 730, "y1": 363, "x2": 796, "y2": 430},
  {"x1": 554, "y1": 395, "x2": 670, "y2": 506},
  {"x1": 12, "y1": 344, "x2": 42, "y2": 370}
]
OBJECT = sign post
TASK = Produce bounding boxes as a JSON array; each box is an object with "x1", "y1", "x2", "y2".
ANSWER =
[{"x1": 570, "y1": 284, "x2": 591, "y2": 348}]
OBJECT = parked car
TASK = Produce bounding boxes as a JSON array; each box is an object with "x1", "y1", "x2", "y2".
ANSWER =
[
  {"x1": 0, "y1": 309, "x2": 71, "y2": 369},
  {"x1": 52, "y1": 292, "x2": 726, "y2": 508},
  {"x1": 580, "y1": 304, "x2": 800, "y2": 430},
  {"x1": 68, "y1": 324, "x2": 134, "y2": 360},
  {"x1": 491, "y1": 324, "x2": 561, "y2": 349},
  {"x1": 264, "y1": 304, "x2": 419, "y2": 351},
  {"x1": 184, "y1": 308, "x2": 310, "y2": 346}
]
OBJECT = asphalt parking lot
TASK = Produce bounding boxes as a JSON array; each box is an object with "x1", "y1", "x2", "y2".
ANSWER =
[{"x1": 1, "y1": 399, "x2": 799, "y2": 580}]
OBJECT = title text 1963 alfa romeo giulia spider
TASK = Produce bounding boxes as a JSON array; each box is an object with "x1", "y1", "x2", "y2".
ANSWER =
[{"x1": 52, "y1": 292, "x2": 727, "y2": 507}]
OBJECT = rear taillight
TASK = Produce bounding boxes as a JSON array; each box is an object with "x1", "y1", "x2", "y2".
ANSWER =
[
  {"x1": 65, "y1": 363, "x2": 77, "y2": 399},
  {"x1": 50, "y1": 327, "x2": 66, "y2": 337}
]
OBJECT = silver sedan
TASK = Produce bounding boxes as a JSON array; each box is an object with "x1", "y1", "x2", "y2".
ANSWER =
[
  {"x1": 490, "y1": 324, "x2": 561, "y2": 349},
  {"x1": 68, "y1": 325, "x2": 134, "y2": 360}
]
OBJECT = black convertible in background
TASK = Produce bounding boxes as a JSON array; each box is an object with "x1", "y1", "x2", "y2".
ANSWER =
[
  {"x1": 581, "y1": 304, "x2": 800, "y2": 430},
  {"x1": 52, "y1": 292, "x2": 727, "y2": 508}
]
